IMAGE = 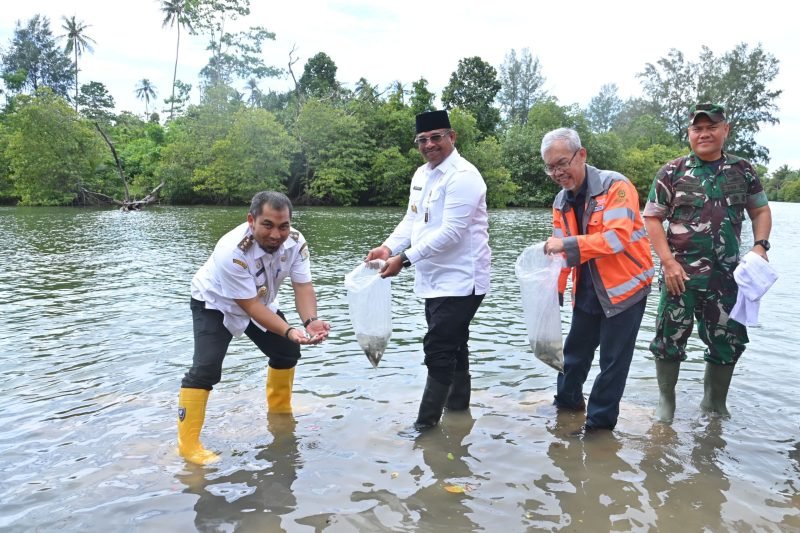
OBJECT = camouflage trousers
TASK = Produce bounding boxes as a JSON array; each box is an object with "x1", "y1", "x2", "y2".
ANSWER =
[{"x1": 649, "y1": 269, "x2": 748, "y2": 365}]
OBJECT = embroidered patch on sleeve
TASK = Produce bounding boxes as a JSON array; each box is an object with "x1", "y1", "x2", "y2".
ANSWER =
[{"x1": 232, "y1": 258, "x2": 248, "y2": 270}]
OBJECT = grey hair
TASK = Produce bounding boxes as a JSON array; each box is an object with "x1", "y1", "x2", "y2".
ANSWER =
[
  {"x1": 249, "y1": 191, "x2": 293, "y2": 218},
  {"x1": 540, "y1": 128, "x2": 582, "y2": 158}
]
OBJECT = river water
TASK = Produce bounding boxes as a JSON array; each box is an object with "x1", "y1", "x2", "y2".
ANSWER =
[{"x1": 0, "y1": 203, "x2": 797, "y2": 532}]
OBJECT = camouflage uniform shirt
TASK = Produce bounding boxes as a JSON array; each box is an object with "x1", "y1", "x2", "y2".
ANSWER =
[{"x1": 643, "y1": 151, "x2": 768, "y2": 290}]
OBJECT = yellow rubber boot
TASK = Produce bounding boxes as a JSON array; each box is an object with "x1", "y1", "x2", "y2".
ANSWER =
[
  {"x1": 177, "y1": 388, "x2": 220, "y2": 465},
  {"x1": 266, "y1": 366, "x2": 295, "y2": 414}
]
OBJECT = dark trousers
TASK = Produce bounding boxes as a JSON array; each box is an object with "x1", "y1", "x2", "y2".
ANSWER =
[
  {"x1": 423, "y1": 293, "x2": 485, "y2": 385},
  {"x1": 554, "y1": 297, "x2": 647, "y2": 429},
  {"x1": 181, "y1": 298, "x2": 301, "y2": 390}
]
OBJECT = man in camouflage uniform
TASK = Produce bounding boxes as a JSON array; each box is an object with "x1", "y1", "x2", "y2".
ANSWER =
[{"x1": 643, "y1": 103, "x2": 772, "y2": 422}]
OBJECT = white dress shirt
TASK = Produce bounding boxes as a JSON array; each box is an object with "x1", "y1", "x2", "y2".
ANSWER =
[
  {"x1": 383, "y1": 148, "x2": 491, "y2": 298},
  {"x1": 191, "y1": 222, "x2": 312, "y2": 336}
]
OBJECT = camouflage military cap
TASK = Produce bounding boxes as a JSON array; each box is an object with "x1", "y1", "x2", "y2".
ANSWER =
[{"x1": 689, "y1": 103, "x2": 726, "y2": 124}]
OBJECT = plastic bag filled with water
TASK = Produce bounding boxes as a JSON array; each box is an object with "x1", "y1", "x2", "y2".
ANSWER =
[
  {"x1": 344, "y1": 260, "x2": 392, "y2": 367},
  {"x1": 515, "y1": 243, "x2": 564, "y2": 372}
]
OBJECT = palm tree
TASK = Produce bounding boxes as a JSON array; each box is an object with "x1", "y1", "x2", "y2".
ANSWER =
[
  {"x1": 243, "y1": 78, "x2": 262, "y2": 107},
  {"x1": 135, "y1": 79, "x2": 158, "y2": 116},
  {"x1": 61, "y1": 16, "x2": 96, "y2": 112},
  {"x1": 161, "y1": 0, "x2": 194, "y2": 120}
]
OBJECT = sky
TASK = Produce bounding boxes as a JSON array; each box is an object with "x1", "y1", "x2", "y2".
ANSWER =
[{"x1": 2, "y1": 0, "x2": 798, "y2": 174}]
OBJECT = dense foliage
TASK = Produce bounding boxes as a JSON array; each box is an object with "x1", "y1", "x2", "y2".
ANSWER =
[{"x1": 0, "y1": 5, "x2": 796, "y2": 207}]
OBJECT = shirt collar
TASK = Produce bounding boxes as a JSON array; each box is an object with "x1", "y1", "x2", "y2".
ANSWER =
[{"x1": 426, "y1": 148, "x2": 460, "y2": 176}]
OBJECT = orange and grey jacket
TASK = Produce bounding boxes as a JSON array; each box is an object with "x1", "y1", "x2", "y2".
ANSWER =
[{"x1": 552, "y1": 165, "x2": 654, "y2": 318}]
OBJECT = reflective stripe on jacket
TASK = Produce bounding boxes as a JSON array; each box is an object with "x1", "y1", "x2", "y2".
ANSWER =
[{"x1": 553, "y1": 165, "x2": 654, "y2": 317}]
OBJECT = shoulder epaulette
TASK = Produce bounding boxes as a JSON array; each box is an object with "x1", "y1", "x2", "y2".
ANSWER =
[
  {"x1": 238, "y1": 235, "x2": 254, "y2": 252},
  {"x1": 289, "y1": 230, "x2": 300, "y2": 243}
]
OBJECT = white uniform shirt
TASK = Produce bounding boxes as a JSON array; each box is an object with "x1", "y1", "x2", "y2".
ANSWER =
[
  {"x1": 191, "y1": 222, "x2": 312, "y2": 336},
  {"x1": 384, "y1": 148, "x2": 491, "y2": 298}
]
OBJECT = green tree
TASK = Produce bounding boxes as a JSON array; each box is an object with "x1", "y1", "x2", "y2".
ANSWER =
[
  {"x1": 242, "y1": 78, "x2": 262, "y2": 107},
  {"x1": 76, "y1": 81, "x2": 115, "y2": 124},
  {"x1": 135, "y1": 79, "x2": 158, "y2": 115},
  {"x1": 0, "y1": 124, "x2": 14, "y2": 202},
  {"x1": 155, "y1": 87, "x2": 241, "y2": 202},
  {"x1": 500, "y1": 99, "x2": 574, "y2": 206},
  {"x1": 781, "y1": 180, "x2": 800, "y2": 202},
  {"x1": 4, "y1": 88, "x2": 104, "y2": 205},
  {"x1": 409, "y1": 77, "x2": 435, "y2": 115},
  {"x1": 498, "y1": 48, "x2": 546, "y2": 126},
  {"x1": 162, "y1": 79, "x2": 192, "y2": 117},
  {"x1": 464, "y1": 136, "x2": 517, "y2": 208},
  {"x1": 193, "y1": 108, "x2": 296, "y2": 203},
  {"x1": 369, "y1": 146, "x2": 418, "y2": 206},
  {"x1": 294, "y1": 99, "x2": 372, "y2": 205},
  {"x1": 60, "y1": 16, "x2": 95, "y2": 112},
  {"x1": 586, "y1": 83, "x2": 623, "y2": 133},
  {"x1": 161, "y1": 0, "x2": 195, "y2": 120},
  {"x1": 638, "y1": 43, "x2": 781, "y2": 163},
  {"x1": 638, "y1": 49, "x2": 698, "y2": 141},
  {"x1": 189, "y1": 0, "x2": 280, "y2": 87},
  {"x1": 115, "y1": 121, "x2": 165, "y2": 195},
  {"x1": 1, "y1": 15, "x2": 74, "y2": 97},
  {"x1": 618, "y1": 143, "x2": 693, "y2": 200},
  {"x1": 695, "y1": 43, "x2": 781, "y2": 162},
  {"x1": 611, "y1": 99, "x2": 677, "y2": 151},
  {"x1": 299, "y1": 52, "x2": 341, "y2": 100},
  {"x1": 442, "y1": 56, "x2": 502, "y2": 137}
]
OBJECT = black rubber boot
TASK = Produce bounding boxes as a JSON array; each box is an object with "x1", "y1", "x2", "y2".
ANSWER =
[
  {"x1": 414, "y1": 376, "x2": 450, "y2": 431},
  {"x1": 445, "y1": 370, "x2": 471, "y2": 410}
]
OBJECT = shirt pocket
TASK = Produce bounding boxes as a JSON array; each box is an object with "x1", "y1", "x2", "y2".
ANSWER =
[
  {"x1": 670, "y1": 182, "x2": 706, "y2": 222},
  {"x1": 408, "y1": 189, "x2": 423, "y2": 215},
  {"x1": 425, "y1": 187, "x2": 445, "y2": 223},
  {"x1": 721, "y1": 177, "x2": 748, "y2": 223}
]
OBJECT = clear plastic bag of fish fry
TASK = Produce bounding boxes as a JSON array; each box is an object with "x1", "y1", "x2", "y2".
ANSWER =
[
  {"x1": 344, "y1": 260, "x2": 392, "y2": 367},
  {"x1": 515, "y1": 243, "x2": 565, "y2": 372}
]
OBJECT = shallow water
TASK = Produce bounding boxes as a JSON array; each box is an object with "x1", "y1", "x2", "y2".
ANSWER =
[{"x1": 0, "y1": 203, "x2": 797, "y2": 532}]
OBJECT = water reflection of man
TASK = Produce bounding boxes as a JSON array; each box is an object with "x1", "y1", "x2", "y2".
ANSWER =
[
  {"x1": 177, "y1": 191, "x2": 330, "y2": 464},
  {"x1": 639, "y1": 420, "x2": 729, "y2": 530},
  {"x1": 366, "y1": 110, "x2": 491, "y2": 431},
  {"x1": 179, "y1": 413, "x2": 302, "y2": 531},
  {"x1": 538, "y1": 411, "x2": 641, "y2": 530},
  {"x1": 405, "y1": 411, "x2": 480, "y2": 530}
]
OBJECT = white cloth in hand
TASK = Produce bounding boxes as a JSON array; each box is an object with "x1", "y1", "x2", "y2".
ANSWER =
[{"x1": 730, "y1": 251, "x2": 778, "y2": 326}]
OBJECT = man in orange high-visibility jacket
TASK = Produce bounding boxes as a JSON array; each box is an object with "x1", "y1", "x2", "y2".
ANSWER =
[{"x1": 541, "y1": 128, "x2": 654, "y2": 435}]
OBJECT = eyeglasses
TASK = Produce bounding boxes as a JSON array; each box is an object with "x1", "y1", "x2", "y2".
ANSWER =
[
  {"x1": 544, "y1": 149, "x2": 580, "y2": 175},
  {"x1": 414, "y1": 130, "x2": 451, "y2": 146}
]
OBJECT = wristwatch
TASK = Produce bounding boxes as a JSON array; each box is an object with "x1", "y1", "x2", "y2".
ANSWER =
[
  {"x1": 399, "y1": 252, "x2": 412, "y2": 268},
  {"x1": 754, "y1": 239, "x2": 770, "y2": 251}
]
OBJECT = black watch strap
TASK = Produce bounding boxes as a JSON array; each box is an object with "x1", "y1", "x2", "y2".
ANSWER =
[
  {"x1": 399, "y1": 252, "x2": 412, "y2": 268},
  {"x1": 754, "y1": 239, "x2": 770, "y2": 251}
]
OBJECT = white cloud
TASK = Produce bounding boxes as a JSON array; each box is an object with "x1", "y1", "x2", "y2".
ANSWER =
[{"x1": 2, "y1": 0, "x2": 798, "y2": 172}]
